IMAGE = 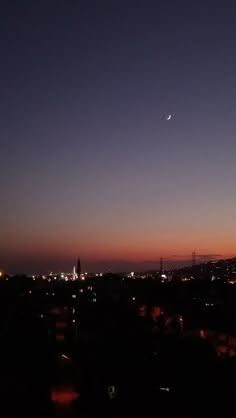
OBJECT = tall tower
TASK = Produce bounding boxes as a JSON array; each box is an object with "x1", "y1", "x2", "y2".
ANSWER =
[
  {"x1": 76, "y1": 257, "x2": 81, "y2": 278},
  {"x1": 72, "y1": 265, "x2": 76, "y2": 281},
  {"x1": 192, "y1": 251, "x2": 196, "y2": 267}
]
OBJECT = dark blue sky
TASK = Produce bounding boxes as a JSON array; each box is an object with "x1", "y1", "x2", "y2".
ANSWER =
[{"x1": 1, "y1": 1, "x2": 236, "y2": 273}]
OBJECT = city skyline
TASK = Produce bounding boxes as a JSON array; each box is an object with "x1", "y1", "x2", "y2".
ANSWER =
[
  {"x1": 1, "y1": 1, "x2": 236, "y2": 273},
  {"x1": 1, "y1": 253, "x2": 231, "y2": 275}
]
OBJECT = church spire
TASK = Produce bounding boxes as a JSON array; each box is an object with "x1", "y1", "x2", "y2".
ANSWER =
[{"x1": 76, "y1": 257, "x2": 81, "y2": 278}]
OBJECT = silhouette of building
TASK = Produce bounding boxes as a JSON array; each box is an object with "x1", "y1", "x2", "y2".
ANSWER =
[{"x1": 76, "y1": 257, "x2": 81, "y2": 278}]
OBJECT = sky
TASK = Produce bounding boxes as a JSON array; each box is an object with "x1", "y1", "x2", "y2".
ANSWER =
[{"x1": 1, "y1": 0, "x2": 236, "y2": 273}]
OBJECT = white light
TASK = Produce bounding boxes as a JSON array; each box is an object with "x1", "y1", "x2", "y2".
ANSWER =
[
  {"x1": 131, "y1": 272, "x2": 134, "y2": 277},
  {"x1": 161, "y1": 274, "x2": 167, "y2": 279},
  {"x1": 132, "y1": 296, "x2": 136, "y2": 301},
  {"x1": 107, "y1": 385, "x2": 117, "y2": 399},
  {"x1": 72, "y1": 294, "x2": 77, "y2": 299},
  {"x1": 62, "y1": 354, "x2": 70, "y2": 360},
  {"x1": 72, "y1": 319, "x2": 76, "y2": 323},
  {"x1": 29, "y1": 290, "x2": 32, "y2": 294},
  {"x1": 92, "y1": 298, "x2": 97, "y2": 302},
  {"x1": 40, "y1": 314, "x2": 44, "y2": 318},
  {"x1": 95, "y1": 273, "x2": 98, "y2": 277},
  {"x1": 52, "y1": 292, "x2": 55, "y2": 296},
  {"x1": 54, "y1": 276, "x2": 57, "y2": 280},
  {"x1": 99, "y1": 273, "x2": 103, "y2": 277},
  {"x1": 160, "y1": 387, "x2": 170, "y2": 392},
  {"x1": 81, "y1": 275, "x2": 85, "y2": 281}
]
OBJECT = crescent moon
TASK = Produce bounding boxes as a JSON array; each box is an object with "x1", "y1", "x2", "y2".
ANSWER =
[{"x1": 166, "y1": 115, "x2": 172, "y2": 120}]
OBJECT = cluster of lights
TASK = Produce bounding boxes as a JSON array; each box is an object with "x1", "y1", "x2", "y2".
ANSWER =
[{"x1": 26, "y1": 271, "x2": 104, "y2": 282}]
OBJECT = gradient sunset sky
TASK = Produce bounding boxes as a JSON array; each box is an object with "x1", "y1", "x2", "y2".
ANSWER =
[{"x1": 1, "y1": 1, "x2": 236, "y2": 273}]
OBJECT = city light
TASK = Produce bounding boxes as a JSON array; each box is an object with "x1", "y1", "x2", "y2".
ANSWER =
[{"x1": 62, "y1": 354, "x2": 70, "y2": 361}]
